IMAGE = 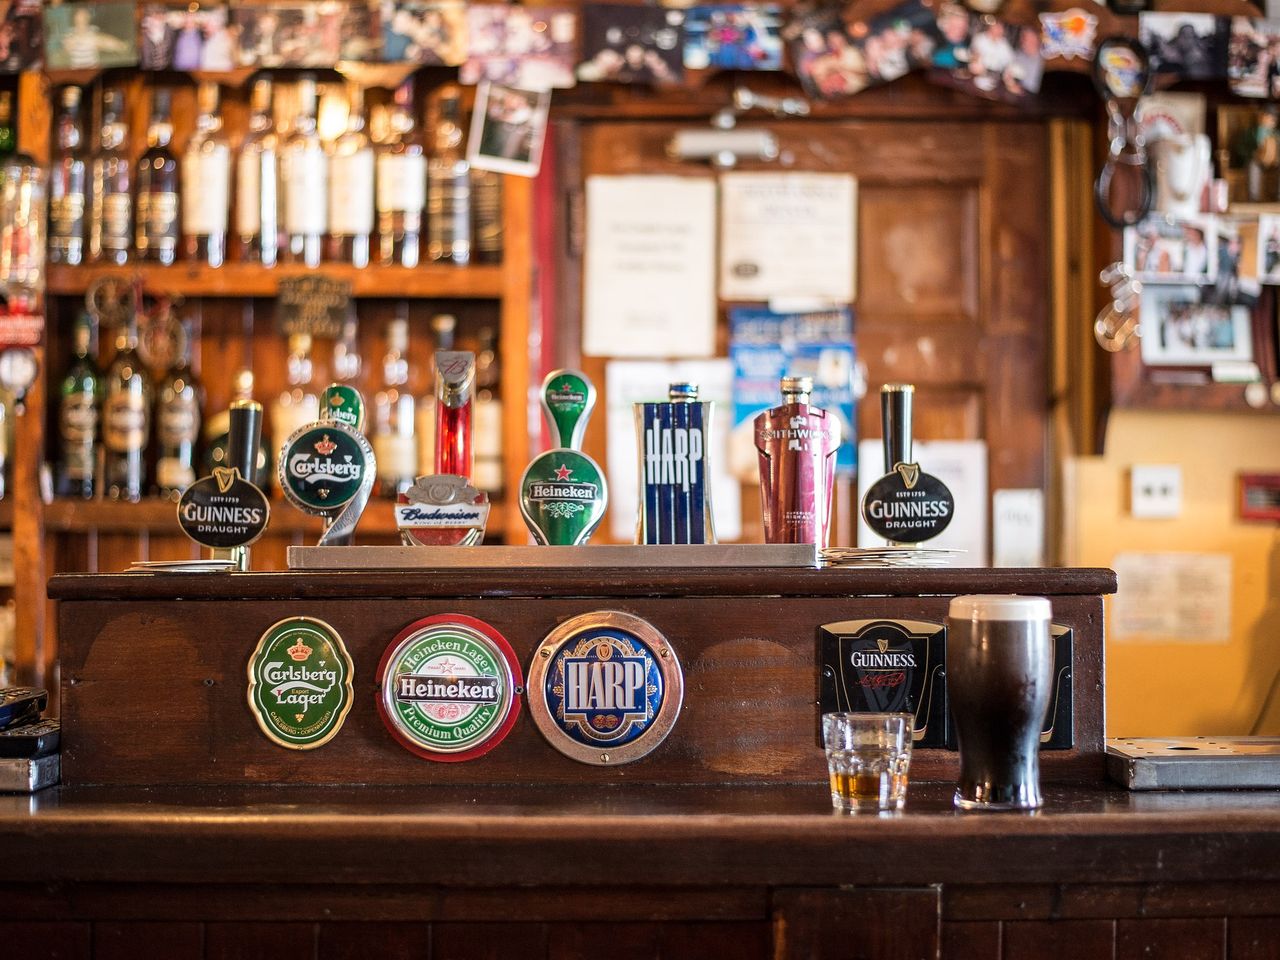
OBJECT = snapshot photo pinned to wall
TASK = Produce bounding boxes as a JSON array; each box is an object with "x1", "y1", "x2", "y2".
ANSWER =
[
  {"x1": 1256, "y1": 214, "x2": 1280, "y2": 283},
  {"x1": 379, "y1": 0, "x2": 467, "y2": 65},
  {"x1": 1228, "y1": 17, "x2": 1280, "y2": 98},
  {"x1": 466, "y1": 80, "x2": 551, "y2": 177},
  {"x1": 1140, "y1": 12, "x2": 1229, "y2": 80},
  {"x1": 139, "y1": 3, "x2": 233, "y2": 71},
  {"x1": 787, "y1": 8, "x2": 870, "y2": 98},
  {"x1": 1124, "y1": 215, "x2": 1218, "y2": 285},
  {"x1": 930, "y1": 11, "x2": 1042, "y2": 103},
  {"x1": 461, "y1": 5, "x2": 577, "y2": 89},
  {"x1": 44, "y1": 1, "x2": 137, "y2": 70},
  {"x1": 1212, "y1": 218, "x2": 1260, "y2": 307},
  {"x1": 578, "y1": 3, "x2": 685, "y2": 85},
  {"x1": 233, "y1": 4, "x2": 343, "y2": 68},
  {"x1": 337, "y1": 1, "x2": 382, "y2": 62},
  {"x1": 1139, "y1": 284, "x2": 1255, "y2": 367},
  {"x1": 683, "y1": 4, "x2": 782, "y2": 71},
  {"x1": 0, "y1": 0, "x2": 43, "y2": 72}
]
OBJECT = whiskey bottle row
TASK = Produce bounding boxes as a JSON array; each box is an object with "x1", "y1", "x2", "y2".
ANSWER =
[
  {"x1": 56, "y1": 311, "x2": 504, "y2": 504},
  {"x1": 49, "y1": 77, "x2": 503, "y2": 271}
]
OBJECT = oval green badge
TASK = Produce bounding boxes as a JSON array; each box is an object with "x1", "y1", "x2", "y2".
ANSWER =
[{"x1": 248, "y1": 617, "x2": 354, "y2": 750}]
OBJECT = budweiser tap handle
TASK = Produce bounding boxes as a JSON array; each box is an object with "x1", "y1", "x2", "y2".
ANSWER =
[
  {"x1": 227, "y1": 400, "x2": 263, "y2": 482},
  {"x1": 881, "y1": 383, "x2": 914, "y2": 470}
]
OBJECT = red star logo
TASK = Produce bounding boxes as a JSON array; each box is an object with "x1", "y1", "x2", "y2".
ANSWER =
[{"x1": 554, "y1": 464, "x2": 573, "y2": 481}]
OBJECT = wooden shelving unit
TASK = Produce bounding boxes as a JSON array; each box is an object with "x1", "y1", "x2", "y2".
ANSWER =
[{"x1": 46, "y1": 262, "x2": 506, "y2": 299}]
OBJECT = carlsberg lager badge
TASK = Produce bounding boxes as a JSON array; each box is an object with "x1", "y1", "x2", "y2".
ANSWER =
[{"x1": 247, "y1": 617, "x2": 354, "y2": 750}]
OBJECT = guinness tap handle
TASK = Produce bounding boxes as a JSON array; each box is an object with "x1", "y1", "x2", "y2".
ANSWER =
[
  {"x1": 881, "y1": 383, "x2": 914, "y2": 470},
  {"x1": 227, "y1": 400, "x2": 263, "y2": 481}
]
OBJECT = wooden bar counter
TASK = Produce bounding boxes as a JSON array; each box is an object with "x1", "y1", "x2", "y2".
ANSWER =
[{"x1": 6, "y1": 565, "x2": 1276, "y2": 958}]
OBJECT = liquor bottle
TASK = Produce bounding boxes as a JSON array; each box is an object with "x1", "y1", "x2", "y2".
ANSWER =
[
  {"x1": 473, "y1": 326, "x2": 503, "y2": 493},
  {"x1": 104, "y1": 311, "x2": 153, "y2": 501},
  {"x1": 57, "y1": 313, "x2": 101, "y2": 498},
  {"x1": 154, "y1": 325, "x2": 203, "y2": 499},
  {"x1": 182, "y1": 81, "x2": 231, "y2": 268},
  {"x1": 753, "y1": 375, "x2": 841, "y2": 548},
  {"x1": 373, "y1": 316, "x2": 417, "y2": 498},
  {"x1": 282, "y1": 76, "x2": 328, "y2": 268},
  {"x1": 332, "y1": 307, "x2": 362, "y2": 384},
  {"x1": 427, "y1": 85, "x2": 470, "y2": 265},
  {"x1": 0, "y1": 91, "x2": 15, "y2": 157},
  {"x1": 376, "y1": 80, "x2": 425, "y2": 267},
  {"x1": 48, "y1": 85, "x2": 87, "y2": 266},
  {"x1": 271, "y1": 332, "x2": 320, "y2": 455},
  {"x1": 0, "y1": 147, "x2": 44, "y2": 289},
  {"x1": 327, "y1": 83, "x2": 374, "y2": 268},
  {"x1": 135, "y1": 89, "x2": 180, "y2": 265},
  {"x1": 89, "y1": 87, "x2": 131, "y2": 265},
  {"x1": 416, "y1": 312, "x2": 454, "y2": 474},
  {"x1": 204, "y1": 368, "x2": 271, "y2": 488},
  {"x1": 472, "y1": 169, "x2": 503, "y2": 265},
  {"x1": 236, "y1": 77, "x2": 281, "y2": 266}
]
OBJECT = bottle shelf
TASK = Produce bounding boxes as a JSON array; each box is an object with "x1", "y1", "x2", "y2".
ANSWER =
[
  {"x1": 45, "y1": 262, "x2": 505, "y2": 299},
  {"x1": 42, "y1": 496, "x2": 477, "y2": 537}
]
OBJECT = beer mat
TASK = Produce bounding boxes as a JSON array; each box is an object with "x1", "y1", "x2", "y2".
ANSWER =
[
  {"x1": 820, "y1": 547, "x2": 965, "y2": 568},
  {"x1": 1108, "y1": 737, "x2": 1280, "y2": 790},
  {"x1": 289, "y1": 543, "x2": 819, "y2": 569},
  {"x1": 128, "y1": 559, "x2": 238, "y2": 573},
  {"x1": 0, "y1": 754, "x2": 59, "y2": 793}
]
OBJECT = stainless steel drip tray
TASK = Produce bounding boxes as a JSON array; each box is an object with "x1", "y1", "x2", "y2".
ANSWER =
[{"x1": 1107, "y1": 737, "x2": 1280, "y2": 790}]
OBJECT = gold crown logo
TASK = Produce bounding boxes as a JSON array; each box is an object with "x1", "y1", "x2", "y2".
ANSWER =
[
  {"x1": 314, "y1": 434, "x2": 336, "y2": 456},
  {"x1": 288, "y1": 639, "x2": 313, "y2": 661}
]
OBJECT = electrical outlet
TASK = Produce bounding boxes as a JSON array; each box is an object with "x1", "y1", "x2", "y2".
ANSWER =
[{"x1": 1131, "y1": 465, "x2": 1182, "y2": 519}]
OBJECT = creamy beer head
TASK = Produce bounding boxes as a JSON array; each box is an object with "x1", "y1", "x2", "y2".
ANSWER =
[{"x1": 949, "y1": 595, "x2": 1052, "y2": 623}]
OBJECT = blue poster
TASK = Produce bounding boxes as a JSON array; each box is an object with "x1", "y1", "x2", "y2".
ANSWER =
[{"x1": 730, "y1": 306, "x2": 857, "y2": 475}]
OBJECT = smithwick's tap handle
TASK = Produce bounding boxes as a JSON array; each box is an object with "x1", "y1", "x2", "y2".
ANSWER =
[
  {"x1": 227, "y1": 400, "x2": 263, "y2": 482},
  {"x1": 881, "y1": 383, "x2": 914, "y2": 470}
]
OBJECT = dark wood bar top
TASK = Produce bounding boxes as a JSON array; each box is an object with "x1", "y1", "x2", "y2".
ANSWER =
[
  {"x1": 4, "y1": 782, "x2": 1279, "y2": 888},
  {"x1": 47, "y1": 565, "x2": 1118, "y2": 601}
]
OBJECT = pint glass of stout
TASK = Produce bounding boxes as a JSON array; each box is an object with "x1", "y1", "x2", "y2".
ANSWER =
[{"x1": 946, "y1": 595, "x2": 1053, "y2": 811}]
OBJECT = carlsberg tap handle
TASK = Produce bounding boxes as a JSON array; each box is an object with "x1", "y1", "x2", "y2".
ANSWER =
[
  {"x1": 881, "y1": 383, "x2": 914, "y2": 471},
  {"x1": 541, "y1": 369, "x2": 596, "y2": 451},
  {"x1": 321, "y1": 383, "x2": 364, "y2": 431},
  {"x1": 227, "y1": 399, "x2": 263, "y2": 482}
]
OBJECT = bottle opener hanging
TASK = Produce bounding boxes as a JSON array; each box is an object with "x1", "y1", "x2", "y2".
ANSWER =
[{"x1": 1093, "y1": 37, "x2": 1154, "y2": 230}]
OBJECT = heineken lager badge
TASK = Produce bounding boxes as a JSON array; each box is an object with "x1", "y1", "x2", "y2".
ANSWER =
[
  {"x1": 376, "y1": 614, "x2": 523, "y2": 761},
  {"x1": 541, "y1": 369, "x2": 595, "y2": 450},
  {"x1": 396, "y1": 474, "x2": 490, "y2": 546},
  {"x1": 519, "y1": 449, "x2": 608, "y2": 545},
  {"x1": 861, "y1": 384, "x2": 954, "y2": 545},
  {"x1": 247, "y1": 617, "x2": 354, "y2": 750},
  {"x1": 279, "y1": 384, "x2": 376, "y2": 545},
  {"x1": 634, "y1": 382, "x2": 716, "y2": 545},
  {"x1": 527, "y1": 611, "x2": 684, "y2": 766}
]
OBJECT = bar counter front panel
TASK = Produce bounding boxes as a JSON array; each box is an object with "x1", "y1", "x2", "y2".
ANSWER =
[{"x1": 8, "y1": 566, "x2": 1279, "y2": 958}]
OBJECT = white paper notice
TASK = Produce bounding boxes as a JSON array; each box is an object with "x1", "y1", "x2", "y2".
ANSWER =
[
  {"x1": 584, "y1": 176, "x2": 717, "y2": 358},
  {"x1": 856, "y1": 439, "x2": 988, "y2": 564},
  {"x1": 605, "y1": 359, "x2": 741, "y2": 542},
  {"x1": 1111, "y1": 552, "x2": 1233, "y2": 643},
  {"x1": 719, "y1": 172, "x2": 856, "y2": 303},
  {"x1": 992, "y1": 488, "x2": 1045, "y2": 568}
]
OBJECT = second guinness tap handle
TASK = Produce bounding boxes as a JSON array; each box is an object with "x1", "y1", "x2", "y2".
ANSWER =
[
  {"x1": 881, "y1": 383, "x2": 915, "y2": 470},
  {"x1": 228, "y1": 400, "x2": 263, "y2": 482}
]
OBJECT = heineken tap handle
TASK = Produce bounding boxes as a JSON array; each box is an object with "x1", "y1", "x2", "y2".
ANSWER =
[
  {"x1": 881, "y1": 383, "x2": 914, "y2": 470},
  {"x1": 227, "y1": 400, "x2": 263, "y2": 481},
  {"x1": 541, "y1": 369, "x2": 596, "y2": 451}
]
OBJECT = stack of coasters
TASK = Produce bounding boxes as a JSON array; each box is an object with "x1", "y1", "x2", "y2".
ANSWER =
[{"x1": 0, "y1": 687, "x2": 59, "y2": 793}]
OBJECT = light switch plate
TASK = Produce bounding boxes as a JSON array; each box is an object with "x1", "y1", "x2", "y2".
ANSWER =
[{"x1": 1130, "y1": 465, "x2": 1182, "y2": 519}]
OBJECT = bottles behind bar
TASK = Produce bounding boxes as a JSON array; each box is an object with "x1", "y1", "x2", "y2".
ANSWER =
[
  {"x1": 376, "y1": 80, "x2": 425, "y2": 268},
  {"x1": 472, "y1": 169, "x2": 503, "y2": 265},
  {"x1": 135, "y1": 89, "x2": 179, "y2": 265},
  {"x1": 373, "y1": 314, "x2": 417, "y2": 499},
  {"x1": 182, "y1": 81, "x2": 231, "y2": 268},
  {"x1": 474, "y1": 326, "x2": 502, "y2": 493},
  {"x1": 427, "y1": 85, "x2": 470, "y2": 266},
  {"x1": 49, "y1": 84, "x2": 87, "y2": 266},
  {"x1": 236, "y1": 77, "x2": 280, "y2": 266},
  {"x1": 57, "y1": 313, "x2": 100, "y2": 499},
  {"x1": 271, "y1": 332, "x2": 319, "y2": 456},
  {"x1": 328, "y1": 83, "x2": 374, "y2": 269},
  {"x1": 155, "y1": 323, "x2": 203, "y2": 499},
  {"x1": 332, "y1": 307, "x2": 362, "y2": 384},
  {"x1": 104, "y1": 311, "x2": 152, "y2": 502},
  {"x1": 283, "y1": 75, "x2": 327, "y2": 268},
  {"x1": 0, "y1": 91, "x2": 14, "y2": 157},
  {"x1": 90, "y1": 87, "x2": 131, "y2": 265}
]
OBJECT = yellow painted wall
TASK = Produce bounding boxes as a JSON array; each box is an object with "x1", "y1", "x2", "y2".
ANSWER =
[{"x1": 1064, "y1": 409, "x2": 1280, "y2": 737}]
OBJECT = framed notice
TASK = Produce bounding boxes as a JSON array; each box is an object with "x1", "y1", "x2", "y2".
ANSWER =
[
  {"x1": 719, "y1": 172, "x2": 856, "y2": 303},
  {"x1": 583, "y1": 176, "x2": 716, "y2": 358}
]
